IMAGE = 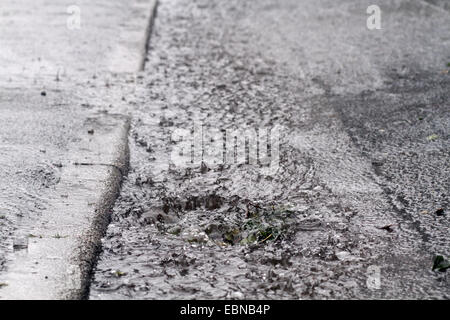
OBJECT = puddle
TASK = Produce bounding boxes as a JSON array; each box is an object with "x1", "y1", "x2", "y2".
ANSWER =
[{"x1": 90, "y1": 0, "x2": 449, "y2": 300}]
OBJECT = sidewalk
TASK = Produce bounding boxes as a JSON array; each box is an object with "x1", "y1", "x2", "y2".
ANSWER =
[{"x1": 0, "y1": 0, "x2": 157, "y2": 299}]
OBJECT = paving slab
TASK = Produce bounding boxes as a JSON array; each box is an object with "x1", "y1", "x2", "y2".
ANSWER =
[{"x1": 0, "y1": 0, "x2": 157, "y2": 299}]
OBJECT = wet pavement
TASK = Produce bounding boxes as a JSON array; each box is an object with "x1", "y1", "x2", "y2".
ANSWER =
[
  {"x1": 90, "y1": 0, "x2": 449, "y2": 299},
  {"x1": 0, "y1": 0, "x2": 155, "y2": 298}
]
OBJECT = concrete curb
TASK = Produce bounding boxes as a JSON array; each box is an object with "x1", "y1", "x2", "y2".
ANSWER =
[
  {"x1": 0, "y1": 114, "x2": 130, "y2": 299},
  {"x1": 140, "y1": 0, "x2": 159, "y2": 71},
  {"x1": 108, "y1": 0, "x2": 159, "y2": 73},
  {"x1": 0, "y1": 0, "x2": 158, "y2": 299},
  {"x1": 70, "y1": 117, "x2": 130, "y2": 300}
]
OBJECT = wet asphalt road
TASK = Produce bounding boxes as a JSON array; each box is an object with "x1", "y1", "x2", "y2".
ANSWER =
[{"x1": 89, "y1": 0, "x2": 449, "y2": 299}]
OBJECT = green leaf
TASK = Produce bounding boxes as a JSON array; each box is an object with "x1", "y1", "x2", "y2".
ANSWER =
[
  {"x1": 114, "y1": 270, "x2": 127, "y2": 277},
  {"x1": 432, "y1": 255, "x2": 450, "y2": 272}
]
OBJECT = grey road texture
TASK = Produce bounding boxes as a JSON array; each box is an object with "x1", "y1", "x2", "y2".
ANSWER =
[
  {"x1": 0, "y1": 0, "x2": 449, "y2": 299},
  {"x1": 90, "y1": 0, "x2": 449, "y2": 299}
]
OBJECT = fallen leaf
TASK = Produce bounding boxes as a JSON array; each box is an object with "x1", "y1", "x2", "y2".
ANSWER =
[
  {"x1": 432, "y1": 255, "x2": 450, "y2": 272},
  {"x1": 377, "y1": 224, "x2": 395, "y2": 232}
]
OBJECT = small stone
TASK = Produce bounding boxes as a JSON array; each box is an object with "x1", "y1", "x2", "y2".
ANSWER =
[{"x1": 230, "y1": 291, "x2": 244, "y2": 299}]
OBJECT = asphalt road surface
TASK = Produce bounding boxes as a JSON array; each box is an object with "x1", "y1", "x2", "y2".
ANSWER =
[{"x1": 90, "y1": 0, "x2": 449, "y2": 299}]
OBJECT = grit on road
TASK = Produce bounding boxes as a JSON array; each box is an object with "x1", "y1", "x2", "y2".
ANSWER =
[{"x1": 90, "y1": 0, "x2": 449, "y2": 299}]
